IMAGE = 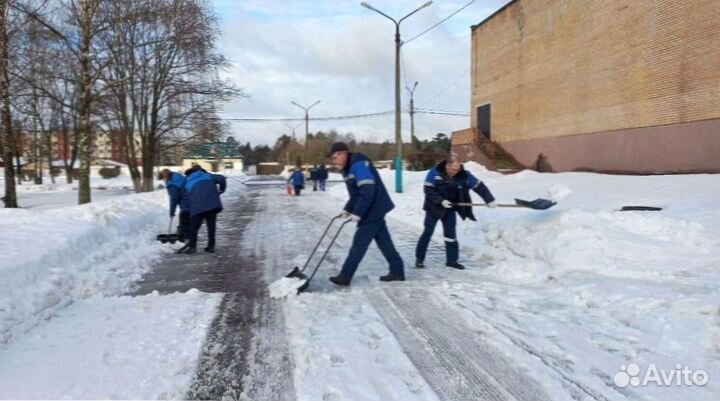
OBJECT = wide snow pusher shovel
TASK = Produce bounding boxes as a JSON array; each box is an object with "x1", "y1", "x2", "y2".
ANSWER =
[
  {"x1": 156, "y1": 216, "x2": 180, "y2": 244},
  {"x1": 269, "y1": 214, "x2": 351, "y2": 298},
  {"x1": 454, "y1": 197, "x2": 557, "y2": 210}
]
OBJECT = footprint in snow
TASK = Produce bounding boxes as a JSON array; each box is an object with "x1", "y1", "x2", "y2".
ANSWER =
[
  {"x1": 330, "y1": 354, "x2": 345, "y2": 367},
  {"x1": 322, "y1": 390, "x2": 342, "y2": 401}
]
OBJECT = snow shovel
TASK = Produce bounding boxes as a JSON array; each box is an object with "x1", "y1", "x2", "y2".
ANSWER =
[
  {"x1": 454, "y1": 197, "x2": 557, "y2": 210},
  {"x1": 618, "y1": 206, "x2": 663, "y2": 211},
  {"x1": 156, "y1": 216, "x2": 180, "y2": 244},
  {"x1": 269, "y1": 214, "x2": 351, "y2": 297}
]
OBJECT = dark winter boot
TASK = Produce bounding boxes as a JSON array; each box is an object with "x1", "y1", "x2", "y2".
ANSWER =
[
  {"x1": 415, "y1": 260, "x2": 425, "y2": 269},
  {"x1": 446, "y1": 261, "x2": 465, "y2": 270},
  {"x1": 183, "y1": 247, "x2": 197, "y2": 255},
  {"x1": 329, "y1": 274, "x2": 351, "y2": 286},
  {"x1": 379, "y1": 272, "x2": 405, "y2": 282},
  {"x1": 204, "y1": 247, "x2": 215, "y2": 253},
  {"x1": 176, "y1": 244, "x2": 190, "y2": 254}
]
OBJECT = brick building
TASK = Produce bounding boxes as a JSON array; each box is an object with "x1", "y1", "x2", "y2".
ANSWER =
[
  {"x1": 50, "y1": 131, "x2": 142, "y2": 165},
  {"x1": 458, "y1": 0, "x2": 720, "y2": 173}
]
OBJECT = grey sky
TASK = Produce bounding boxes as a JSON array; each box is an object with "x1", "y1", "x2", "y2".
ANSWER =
[{"x1": 214, "y1": 0, "x2": 512, "y2": 145}]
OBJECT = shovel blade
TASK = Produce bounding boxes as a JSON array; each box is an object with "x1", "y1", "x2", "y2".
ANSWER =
[
  {"x1": 515, "y1": 198, "x2": 557, "y2": 210},
  {"x1": 619, "y1": 206, "x2": 663, "y2": 211},
  {"x1": 157, "y1": 233, "x2": 180, "y2": 244},
  {"x1": 286, "y1": 266, "x2": 308, "y2": 280}
]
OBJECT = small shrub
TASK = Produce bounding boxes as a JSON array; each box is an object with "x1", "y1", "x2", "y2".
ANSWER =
[{"x1": 98, "y1": 166, "x2": 120, "y2": 179}]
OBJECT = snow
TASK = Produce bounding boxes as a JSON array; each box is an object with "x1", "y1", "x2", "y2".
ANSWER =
[
  {"x1": 10, "y1": 175, "x2": 149, "y2": 210},
  {"x1": 285, "y1": 291, "x2": 441, "y2": 401},
  {"x1": 268, "y1": 276, "x2": 306, "y2": 299},
  {"x1": 0, "y1": 289, "x2": 221, "y2": 399},
  {"x1": 0, "y1": 190, "x2": 173, "y2": 345}
]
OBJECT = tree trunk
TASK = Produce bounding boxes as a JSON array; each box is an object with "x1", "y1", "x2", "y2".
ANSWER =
[
  {"x1": 125, "y1": 130, "x2": 141, "y2": 192},
  {"x1": 46, "y1": 129, "x2": 54, "y2": 184},
  {"x1": 77, "y1": 0, "x2": 93, "y2": 204},
  {"x1": 0, "y1": 0, "x2": 17, "y2": 206},
  {"x1": 141, "y1": 135, "x2": 154, "y2": 192}
]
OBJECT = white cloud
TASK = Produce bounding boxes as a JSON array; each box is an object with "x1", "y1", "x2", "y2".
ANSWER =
[{"x1": 214, "y1": 0, "x2": 512, "y2": 146}]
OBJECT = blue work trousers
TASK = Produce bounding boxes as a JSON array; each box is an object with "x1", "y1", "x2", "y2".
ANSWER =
[
  {"x1": 415, "y1": 211, "x2": 458, "y2": 264},
  {"x1": 340, "y1": 219, "x2": 404, "y2": 279}
]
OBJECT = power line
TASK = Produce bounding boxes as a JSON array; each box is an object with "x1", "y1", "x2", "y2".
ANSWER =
[
  {"x1": 189, "y1": 107, "x2": 467, "y2": 123},
  {"x1": 193, "y1": 109, "x2": 396, "y2": 123},
  {"x1": 404, "y1": 0, "x2": 477, "y2": 44},
  {"x1": 400, "y1": 46, "x2": 409, "y2": 91},
  {"x1": 414, "y1": 108, "x2": 470, "y2": 116},
  {"x1": 419, "y1": 67, "x2": 470, "y2": 106}
]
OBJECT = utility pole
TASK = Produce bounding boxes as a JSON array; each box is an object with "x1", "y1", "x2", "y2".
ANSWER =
[
  {"x1": 283, "y1": 121, "x2": 303, "y2": 141},
  {"x1": 406, "y1": 81, "x2": 419, "y2": 152},
  {"x1": 361, "y1": 1, "x2": 433, "y2": 193},
  {"x1": 291, "y1": 100, "x2": 321, "y2": 167}
]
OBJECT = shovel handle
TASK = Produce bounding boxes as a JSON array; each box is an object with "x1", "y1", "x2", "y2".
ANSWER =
[
  {"x1": 168, "y1": 215, "x2": 175, "y2": 235},
  {"x1": 299, "y1": 214, "x2": 344, "y2": 272},
  {"x1": 453, "y1": 202, "x2": 523, "y2": 208},
  {"x1": 306, "y1": 219, "x2": 352, "y2": 282}
]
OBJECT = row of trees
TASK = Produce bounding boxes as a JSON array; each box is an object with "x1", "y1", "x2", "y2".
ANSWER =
[
  {"x1": 237, "y1": 130, "x2": 452, "y2": 171},
  {"x1": 0, "y1": 0, "x2": 241, "y2": 207}
]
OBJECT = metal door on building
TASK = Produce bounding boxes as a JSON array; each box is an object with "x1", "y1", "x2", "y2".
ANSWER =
[{"x1": 477, "y1": 104, "x2": 491, "y2": 140}]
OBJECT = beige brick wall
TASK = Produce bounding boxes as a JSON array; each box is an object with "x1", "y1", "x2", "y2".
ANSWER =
[
  {"x1": 471, "y1": 0, "x2": 720, "y2": 142},
  {"x1": 450, "y1": 128, "x2": 477, "y2": 145}
]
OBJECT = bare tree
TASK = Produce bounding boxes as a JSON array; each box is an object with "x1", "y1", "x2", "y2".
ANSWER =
[
  {"x1": 0, "y1": 0, "x2": 18, "y2": 207},
  {"x1": 14, "y1": 0, "x2": 112, "y2": 204},
  {"x1": 99, "y1": 0, "x2": 241, "y2": 192}
]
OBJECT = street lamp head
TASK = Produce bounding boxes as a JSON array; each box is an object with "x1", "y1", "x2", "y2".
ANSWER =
[
  {"x1": 413, "y1": 81, "x2": 419, "y2": 89},
  {"x1": 360, "y1": 2, "x2": 375, "y2": 11},
  {"x1": 422, "y1": 1, "x2": 433, "y2": 8}
]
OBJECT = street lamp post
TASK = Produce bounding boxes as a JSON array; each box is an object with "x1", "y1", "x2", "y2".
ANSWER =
[
  {"x1": 283, "y1": 121, "x2": 304, "y2": 141},
  {"x1": 291, "y1": 100, "x2": 321, "y2": 167},
  {"x1": 406, "y1": 81, "x2": 419, "y2": 152},
  {"x1": 360, "y1": 1, "x2": 432, "y2": 193}
]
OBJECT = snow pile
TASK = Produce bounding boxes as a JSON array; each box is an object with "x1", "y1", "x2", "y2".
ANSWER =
[
  {"x1": 0, "y1": 191, "x2": 170, "y2": 345},
  {"x1": 482, "y1": 209, "x2": 717, "y2": 283}
]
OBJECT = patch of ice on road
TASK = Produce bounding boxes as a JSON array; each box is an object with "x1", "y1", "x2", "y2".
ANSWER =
[
  {"x1": 268, "y1": 276, "x2": 306, "y2": 299},
  {"x1": 0, "y1": 289, "x2": 222, "y2": 399}
]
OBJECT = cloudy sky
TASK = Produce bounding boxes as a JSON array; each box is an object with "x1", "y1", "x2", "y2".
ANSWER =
[{"x1": 213, "y1": 0, "x2": 511, "y2": 146}]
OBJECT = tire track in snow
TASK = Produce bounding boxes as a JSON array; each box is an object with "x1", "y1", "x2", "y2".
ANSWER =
[{"x1": 367, "y1": 288, "x2": 553, "y2": 401}]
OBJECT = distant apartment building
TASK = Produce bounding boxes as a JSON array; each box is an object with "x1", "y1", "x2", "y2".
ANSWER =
[
  {"x1": 457, "y1": 0, "x2": 720, "y2": 173},
  {"x1": 49, "y1": 131, "x2": 142, "y2": 165},
  {"x1": 182, "y1": 139, "x2": 244, "y2": 173}
]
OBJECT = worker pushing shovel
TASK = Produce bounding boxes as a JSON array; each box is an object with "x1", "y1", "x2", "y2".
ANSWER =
[{"x1": 270, "y1": 142, "x2": 406, "y2": 297}]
